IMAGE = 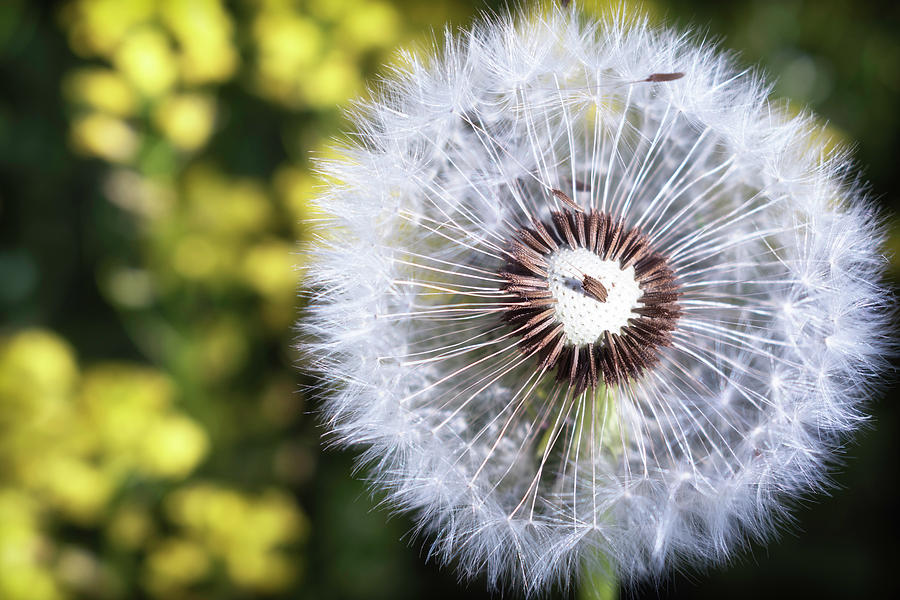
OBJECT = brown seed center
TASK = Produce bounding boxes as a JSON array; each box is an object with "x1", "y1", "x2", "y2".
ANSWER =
[{"x1": 500, "y1": 208, "x2": 681, "y2": 392}]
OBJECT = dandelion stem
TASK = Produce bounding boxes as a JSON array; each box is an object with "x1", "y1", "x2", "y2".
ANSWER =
[{"x1": 579, "y1": 552, "x2": 618, "y2": 600}]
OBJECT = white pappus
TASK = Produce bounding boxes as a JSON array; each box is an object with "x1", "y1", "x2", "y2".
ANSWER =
[{"x1": 303, "y1": 2, "x2": 892, "y2": 595}]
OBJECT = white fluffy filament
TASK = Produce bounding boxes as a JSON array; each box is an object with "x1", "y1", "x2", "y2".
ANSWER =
[{"x1": 303, "y1": 5, "x2": 891, "y2": 595}]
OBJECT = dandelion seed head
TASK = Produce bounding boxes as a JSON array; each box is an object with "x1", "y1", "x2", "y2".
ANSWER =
[{"x1": 303, "y1": 2, "x2": 892, "y2": 595}]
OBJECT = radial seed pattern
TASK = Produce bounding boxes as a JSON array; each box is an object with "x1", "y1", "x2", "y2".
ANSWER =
[
  {"x1": 501, "y1": 205, "x2": 681, "y2": 392},
  {"x1": 305, "y1": 6, "x2": 892, "y2": 594}
]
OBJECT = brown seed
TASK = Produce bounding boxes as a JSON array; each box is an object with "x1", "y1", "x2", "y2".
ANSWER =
[
  {"x1": 582, "y1": 275, "x2": 609, "y2": 302},
  {"x1": 552, "y1": 211, "x2": 577, "y2": 248},
  {"x1": 644, "y1": 72, "x2": 685, "y2": 83},
  {"x1": 552, "y1": 188, "x2": 584, "y2": 213}
]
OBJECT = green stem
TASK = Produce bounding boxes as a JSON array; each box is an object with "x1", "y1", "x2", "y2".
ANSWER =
[
  {"x1": 579, "y1": 382, "x2": 619, "y2": 600},
  {"x1": 578, "y1": 552, "x2": 618, "y2": 600}
]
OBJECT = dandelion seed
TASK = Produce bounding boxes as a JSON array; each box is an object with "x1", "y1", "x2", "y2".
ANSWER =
[{"x1": 303, "y1": 3, "x2": 892, "y2": 595}]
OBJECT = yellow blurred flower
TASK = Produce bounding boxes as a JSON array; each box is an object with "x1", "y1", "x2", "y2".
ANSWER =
[
  {"x1": 137, "y1": 414, "x2": 209, "y2": 479},
  {"x1": 159, "y1": 0, "x2": 238, "y2": 85},
  {"x1": 70, "y1": 113, "x2": 139, "y2": 163},
  {"x1": 274, "y1": 165, "x2": 321, "y2": 240},
  {"x1": 241, "y1": 489, "x2": 307, "y2": 547},
  {"x1": 0, "y1": 330, "x2": 78, "y2": 415},
  {"x1": 183, "y1": 166, "x2": 272, "y2": 237},
  {"x1": 0, "y1": 491, "x2": 42, "y2": 551},
  {"x1": 337, "y1": 1, "x2": 400, "y2": 50},
  {"x1": 252, "y1": 10, "x2": 323, "y2": 107},
  {"x1": 274, "y1": 165, "x2": 312, "y2": 215},
  {"x1": 113, "y1": 26, "x2": 178, "y2": 97},
  {"x1": 80, "y1": 364, "x2": 173, "y2": 460},
  {"x1": 165, "y1": 483, "x2": 231, "y2": 536},
  {"x1": 164, "y1": 484, "x2": 307, "y2": 592},
  {"x1": 143, "y1": 538, "x2": 210, "y2": 593},
  {"x1": 0, "y1": 568, "x2": 61, "y2": 600},
  {"x1": 180, "y1": 40, "x2": 239, "y2": 87},
  {"x1": 63, "y1": 68, "x2": 138, "y2": 116},
  {"x1": 303, "y1": 51, "x2": 361, "y2": 108},
  {"x1": 28, "y1": 457, "x2": 115, "y2": 525},
  {"x1": 61, "y1": 0, "x2": 155, "y2": 58},
  {"x1": 242, "y1": 239, "x2": 297, "y2": 299},
  {"x1": 0, "y1": 491, "x2": 61, "y2": 600},
  {"x1": 81, "y1": 363, "x2": 173, "y2": 414},
  {"x1": 47, "y1": 0, "x2": 454, "y2": 595},
  {"x1": 171, "y1": 234, "x2": 221, "y2": 280},
  {"x1": 78, "y1": 364, "x2": 208, "y2": 479},
  {"x1": 225, "y1": 549, "x2": 296, "y2": 592},
  {"x1": 154, "y1": 93, "x2": 217, "y2": 151}
]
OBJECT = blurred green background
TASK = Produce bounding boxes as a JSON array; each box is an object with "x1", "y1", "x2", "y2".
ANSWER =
[{"x1": 0, "y1": 1, "x2": 897, "y2": 598}]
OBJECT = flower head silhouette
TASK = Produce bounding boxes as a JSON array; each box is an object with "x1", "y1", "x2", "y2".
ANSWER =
[{"x1": 304, "y1": 4, "x2": 892, "y2": 594}]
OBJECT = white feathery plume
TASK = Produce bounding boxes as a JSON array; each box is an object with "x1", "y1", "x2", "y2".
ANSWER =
[{"x1": 302, "y1": 2, "x2": 892, "y2": 594}]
